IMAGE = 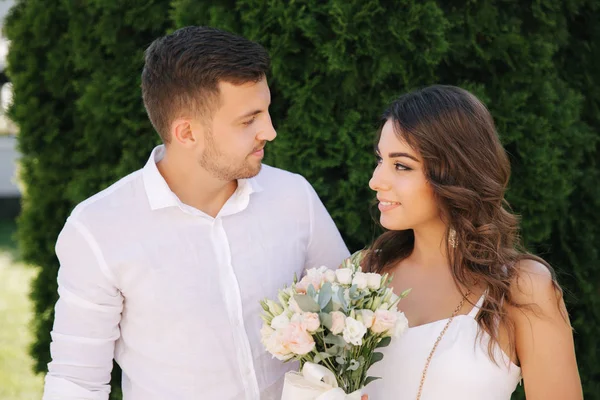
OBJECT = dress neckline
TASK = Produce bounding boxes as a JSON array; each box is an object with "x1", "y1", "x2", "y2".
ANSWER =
[
  {"x1": 403, "y1": 290, "x2": 520, "y2": 370},
  {"x1": 406, "y1": 290, "x2": 487, "y2": 330}
]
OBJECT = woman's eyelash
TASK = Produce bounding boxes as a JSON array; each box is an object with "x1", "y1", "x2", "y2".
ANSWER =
[
  {"x1": 394, "y1": 163, "x2": 410, "y2": 171},
  {"x1": 375, "y1": 155, "x2": 411, "y2": 171}
]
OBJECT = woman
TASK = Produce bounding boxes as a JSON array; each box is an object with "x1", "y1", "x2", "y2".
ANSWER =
[{"x1": 363, "y1": 85, "x2": 582, "y2": 399}]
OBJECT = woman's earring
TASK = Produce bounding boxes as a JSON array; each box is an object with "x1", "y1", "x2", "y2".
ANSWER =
[{"x1": 449, "y1": 228, "x2": 458, "y2": 249}]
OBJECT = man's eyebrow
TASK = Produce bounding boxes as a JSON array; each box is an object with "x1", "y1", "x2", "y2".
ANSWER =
[{"x1": 235, "y1": 110, "x2": 262, "y2": 121}]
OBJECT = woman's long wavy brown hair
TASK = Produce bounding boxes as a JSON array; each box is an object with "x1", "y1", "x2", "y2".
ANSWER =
[{"x1": 363, "y1": 85, "x2": 563, "y2": 364}]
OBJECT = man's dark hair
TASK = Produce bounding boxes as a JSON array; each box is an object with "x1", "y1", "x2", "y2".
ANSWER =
[{"x1": 141, "y1": 26, "x2": 270, "y2": 142}]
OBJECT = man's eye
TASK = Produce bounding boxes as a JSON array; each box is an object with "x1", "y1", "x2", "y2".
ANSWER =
[{"x1": 243, "y1": 116, "x2": 257, "y2": 126}]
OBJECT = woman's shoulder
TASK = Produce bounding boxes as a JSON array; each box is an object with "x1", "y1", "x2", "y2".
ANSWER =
[
  {"x1": 511, "y1": 258, "x2": 556, "y2": 302},
  {"x1": 508, "y1": 258, "x2": 567, "y2": 322}
]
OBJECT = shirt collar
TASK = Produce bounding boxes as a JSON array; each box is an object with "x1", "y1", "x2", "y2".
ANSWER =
[{"x1": 142, "y1": 145, "x2": 263, "y2": 214}]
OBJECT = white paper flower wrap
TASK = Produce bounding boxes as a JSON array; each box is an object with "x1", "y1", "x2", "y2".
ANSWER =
[{"x1": 281, "y1": 362, "x2": 363, "y2": 400}]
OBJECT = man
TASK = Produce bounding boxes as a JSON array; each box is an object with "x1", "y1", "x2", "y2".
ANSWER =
[{"x1": 43, "y1": 26, "x2": 349, "y2": 400}]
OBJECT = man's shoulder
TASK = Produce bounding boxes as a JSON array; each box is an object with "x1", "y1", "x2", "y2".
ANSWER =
[{"x1": 70, "y1": 169, "x2": 145, "y2": 223}]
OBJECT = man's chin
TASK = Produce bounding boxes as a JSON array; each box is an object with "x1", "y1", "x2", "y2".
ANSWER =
[{"x1": 236, "y1": 163, "x2": 262, "y2": 180}]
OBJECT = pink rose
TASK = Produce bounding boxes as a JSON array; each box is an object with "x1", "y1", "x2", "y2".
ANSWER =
[
  {"x1": 371, "y1": 309, "x2": 398, "y2": 334},
  {"x1": 330, "y1": 311, "x2": 346, "y2": 335},
  {"x1": 302, "y1": 312, "x2": 320, "y2": 333},
  {"x1": 262, "y1": 326, "x2": 293, "y2": 361},
  {"x1": 291, "y1": 312, "x2": 320, "y2": 333},
  {"x1": 295, "y1": 269, "x2": 325, "y2": 294},
  {"x1": 281, "y1": 321, "x2": 316, "y2": 355}
]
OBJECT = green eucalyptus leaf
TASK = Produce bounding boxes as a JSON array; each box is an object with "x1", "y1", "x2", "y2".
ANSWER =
[
  {"x1": 318, "y1": 282, "x2": 333, "y2": 309},
  {"x1": 307, "y1": 284, "x2": 317, "y2": 298},
  {"x1": 349, "y1": 284, "x2": 358, "y2": 297},
  {"x1": 364, "y1": 376, "x2": 382, "y2": 386},
  {"x1": 370, "y1": 352, "x2": 384, "y2": 365},
  {"x1": 324, "y1": 334, "x2": 347, "y2": 347},
  {"x1": 294, "y1": 294, "x2": 320, "y2": 313},
  {"x1": 337, "y1": 289, "x2": 349, "y2": 312},
  {"x1": 323, "y1": 298, "x2": 334, "y2": 313},
  {"x1": 320, "y1": 312, "x2": 333, "y2": 330},
  {"x1": 314, "y1": 352, "x2": 333, "y2": 364}
]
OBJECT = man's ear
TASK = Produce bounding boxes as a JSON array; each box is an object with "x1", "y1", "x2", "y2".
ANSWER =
[{"x1": 170, "y1": 118, "x2": 197, "y2": 148}]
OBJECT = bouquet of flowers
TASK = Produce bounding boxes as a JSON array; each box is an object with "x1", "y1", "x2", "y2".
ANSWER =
[{"x1": 259, "y1": 251, "x2": 410, "y2": 399}]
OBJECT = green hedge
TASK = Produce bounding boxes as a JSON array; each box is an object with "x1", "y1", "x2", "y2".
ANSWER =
[{"x1": 5, "y1": 1, "x2": 598, "y2": 398}]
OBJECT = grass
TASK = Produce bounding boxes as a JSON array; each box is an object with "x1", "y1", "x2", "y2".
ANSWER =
[{"x1": 0, "y1": 219, "x2": 44, "y2": 399}]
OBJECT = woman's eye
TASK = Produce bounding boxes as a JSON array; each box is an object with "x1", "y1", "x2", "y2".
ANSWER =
[
  {"x1": 375, "y1": 155, "x2": 410, "y2": 171},
  {"x1": 395, "y1": 163, "x2": 410, "y2": 171}
]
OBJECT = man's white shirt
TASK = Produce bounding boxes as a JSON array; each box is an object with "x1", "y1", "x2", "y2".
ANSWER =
[{"x1": 43, "y1": 145, "x2": 350, "y2": 400}]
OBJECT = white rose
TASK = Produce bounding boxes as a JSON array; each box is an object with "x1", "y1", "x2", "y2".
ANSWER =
[
  {"x1": 366, "y1": 273, "x2": 382, "y2": 290},
  {"x1": 394, "y1": 311, "x2": 409, "y2": 337},
  {"x1": 271, "y1": 314, "x2": 291, "y2": 330},
  {"x1": 324, "y1": 269, "x2": 337, "y2": 283},
  {"x1": 316, "y1": 265, "x2": 330, "y2": 274},
  {"x1": 352, "y1": 272, "x2": 368, "y2": 290},
  {"x1": 260, "y1": 324, "x2": 275, "y2": 342},
  {"x1": 357, "y1": 309, "x2": 375, "y2": 328},
  {"x1": 343, "y1": 317, "x2": 367, "y2": 346},
  {"x1": 335, "y1": 268, "x2": 353, "y2": 285}
]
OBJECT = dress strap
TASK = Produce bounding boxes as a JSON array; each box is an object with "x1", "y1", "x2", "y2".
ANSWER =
[{"x1": 467, "y1": 289, "x2": 488, "y2": 318}]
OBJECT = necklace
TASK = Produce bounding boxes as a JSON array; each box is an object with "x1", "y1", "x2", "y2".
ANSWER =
[{"x1": 416, "y1": 290, "x2": 472, "y2": 400}]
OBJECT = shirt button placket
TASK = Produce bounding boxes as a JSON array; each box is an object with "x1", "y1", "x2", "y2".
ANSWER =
[{"x1": 212, "y1": 218, "x2": 260, "y2": 400}]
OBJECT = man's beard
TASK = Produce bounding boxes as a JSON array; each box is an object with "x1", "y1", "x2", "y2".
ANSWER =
[{"x1": 199, "y1": 131, "x2": 263, "y2": 181}]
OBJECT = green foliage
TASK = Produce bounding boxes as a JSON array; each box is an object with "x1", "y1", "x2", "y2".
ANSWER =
[
  {"x1": 4, "y1": 0, "x2": 598, "y2": 398},
  {"x1": 549, "y1": 1, "x2": 600, "y2": 397},
  {"x1": 4, "y1": 0, "x2": 79, "y2": 377},
  {"x1": 4, "y1": 0, "x2": 173, "y2": 398}
]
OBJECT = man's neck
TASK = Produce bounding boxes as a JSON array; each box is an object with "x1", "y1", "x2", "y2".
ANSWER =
[{"x1": 156, "y1": 151, "x2": 237, "y2": 218}]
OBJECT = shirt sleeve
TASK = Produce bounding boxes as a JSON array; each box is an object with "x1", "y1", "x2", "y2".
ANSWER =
[
  {"x1": 42, "y1": 217, "x2": 123, "y2": 400},
  {"x1": 301, "y1": 177, "x2": 350, "y2": 271}
]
